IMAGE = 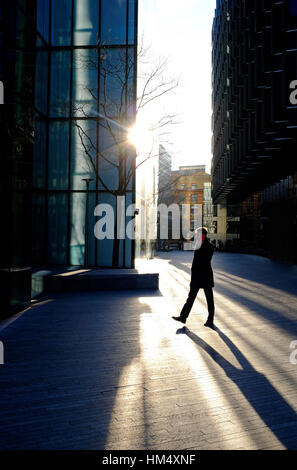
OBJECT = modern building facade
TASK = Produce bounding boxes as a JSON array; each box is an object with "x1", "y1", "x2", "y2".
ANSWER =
[
  {"x1": 158, "y1": 144, "x2": 172, "y2": 207},
  {"x1": 1, "y1": 0, "x2": 138, "y2": 317},
  {"x1": 203, "y1": 182, "x2": 227, "y2": 247},
  {"x1": 156, "y1": 145, "x2": 172, "y2": 250},
  {"x1": 34, "y1": 0, "x2": 138, "y2": 269},
  {"x1": 212, "y1": 0, "x2": 297, "y2": 262}
]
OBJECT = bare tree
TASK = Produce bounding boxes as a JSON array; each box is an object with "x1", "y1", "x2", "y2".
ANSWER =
[{"x1": 70, "y1": 41, "x2": 180, "y2": 267}]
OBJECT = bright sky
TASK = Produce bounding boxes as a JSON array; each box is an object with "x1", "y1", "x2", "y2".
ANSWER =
[{"x1": 138, "y1": 0, "x2": 217, "y2": 173}]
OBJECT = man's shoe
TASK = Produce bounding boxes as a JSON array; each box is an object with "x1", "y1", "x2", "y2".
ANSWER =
[
  {"x1": 204, "y1": 321, "x2": 215, "y2": 329},
  {"x1": 172, "y1": 316, "x2": 186, "y2": 324}
]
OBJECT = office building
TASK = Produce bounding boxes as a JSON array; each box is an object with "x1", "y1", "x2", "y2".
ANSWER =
[
  {"x1": 212, "y1": 0, "x2": 297, "y2": 261},
  {"x1": 0, "y1": 0, "x2": 138, "y2": 317}
]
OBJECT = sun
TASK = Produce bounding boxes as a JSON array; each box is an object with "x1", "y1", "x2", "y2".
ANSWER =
[
  {"x1": 128, "y1": 124, "x2": 140, "y2": 147},
  {"x1": 128, "y1": 119, "x2": 155, "y2": 150}
]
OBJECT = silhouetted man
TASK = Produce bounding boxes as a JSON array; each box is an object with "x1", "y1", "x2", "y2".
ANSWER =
[{"x1": 172, "y1": 227, "x2": 215, "y2": 328}]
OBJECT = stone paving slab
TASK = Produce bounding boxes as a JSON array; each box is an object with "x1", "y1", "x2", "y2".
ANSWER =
[{"x1": 0, "y1": 252, "x2": 297, "y2": 450}]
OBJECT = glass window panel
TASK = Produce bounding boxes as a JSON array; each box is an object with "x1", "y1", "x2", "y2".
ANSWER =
[
  {"x1": 0, "y1": 32, "x2": 3, "y2": 77},
  {"x1": 119, "y1": 239, "x2": 124, "y2": 267},
  {"x1": 128, "y1": 0, "x2": 136, "y2": 45},
  {"x1": 48, "y1": 193, "x2": 68, "y2": 264},
  {"x1": 73, "y1": 0, "x2": 99, "y2": 45},
  {"x1": 101, "y1": 0, "x2": 127, "y2": 45},
  {"x1": 51, "y1": 0, "x2": 72, "y2": 46},
  {"x1": 100, "y1": 47, "x2": 127, "y2": 118},
  {"x1": 124, "y1": 141, "x2": 135, "y2": 191},
  {"x1": 98, "y1": 121, "x2": 121, "y2": 191},
  {"x1": 69, "y1": 192, "x2": 96, "y2": 266},
  {"x1": 15, "y1": 7, "x2": 26, "y2": 49},
  {"x1": 87, "y1": 192, "x2": 96, "y2": 266},
  {"x1": 33, "y1": 118, "x2": 47, "y2": 188},
  {"x1": 125, "y1": 192, "x2": 133, "y2": 267},
  {"x1": 37, "y1": 0, "x2": 50, "y2": 42},
  {"x1": 48, "y1": 121, "x2": 69, "y2": 189},
  {"x1": 96, "y1": 193, "x2": 121, "y2": 267},
  {"x1": 32, "y1": 192, "x2": 46, "y2": 265},
  {"x1": 70, "y1": 192, "x2": 86, "y2": 266},
  {"x1": 50, "y1": 50, "x2": 71, "y2": 117},
  {"x1": 72, "y1": 49, "x2": 98, "y2": 117},
  {"x1": 71, "y1": 120, "x2": 97, "y2": 190},
  {"x1": 35, "y1": 47, "x2": 48, "y2": 114},
  {"x1": 126, "y1": 46, "x2": 136, "y2": 120}
]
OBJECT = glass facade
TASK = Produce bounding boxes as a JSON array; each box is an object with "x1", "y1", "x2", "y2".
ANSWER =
[{"x1": 33, "y1": 0, "x2": 138, "y2": 268}]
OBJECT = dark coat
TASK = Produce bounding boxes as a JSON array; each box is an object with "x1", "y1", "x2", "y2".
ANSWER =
[{"x1": 191, "y1": 238, "x2": 215, "y2": 288}]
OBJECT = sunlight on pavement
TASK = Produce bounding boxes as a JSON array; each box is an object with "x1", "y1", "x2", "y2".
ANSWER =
[
  {"x1": 216, "y1": 271, "x2": 297, "y2": 316},
  {"x1": 104, "y1": 255, "x2": 297, "y2": 450},
  {"x1": 105, "y1": 358, "x2": 146, "y2": 449},
  {"x1": 103, "y1": 288, "x2": 279, "y2": 449}
]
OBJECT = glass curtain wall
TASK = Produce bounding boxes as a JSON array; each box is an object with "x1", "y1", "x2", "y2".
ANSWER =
[{"x1": 33, "y1": 0, "x2": 138, "y2": 268}]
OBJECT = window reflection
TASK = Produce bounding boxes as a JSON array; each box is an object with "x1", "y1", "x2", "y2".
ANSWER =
[
  {"x1": 101, "y1": 0, "x2": 127, "y2": 45},
  {"x1": 51, "y1": 0, "x2": 72, "y2": 46},
  {"x1": 48, "y1": 121, "x2": 69, "y2": 189},
  {"x1": 72, "y1": 49, "x2": 98, "y2": 117},
  {"x1": 32, "y1": 193, "x2": 46, "y2": 264},
  {"x1": 125, "y1": 193, "x2": 133, "y2": 266},
  {"x1": 70, "y1": 192, "x2": 86, "y2": 266},
  {"x1": 100, "y1": 47, "x2": 135, "y2": 120},
  {"x1": 50, "y1": 50, "x2": 71, "y2": 117},
  {"x1": 128, "y1": 0, "x2": 136, "y2": 45},
  {"x1": 33, "y1": 119, "x2": 46, "y2": 188},
  {"x1": 96, "y1": 193, "x2": 124, "y2": 267},
  {"x1": 48, "y1": 193, "x2": 68, "y2": 264},
  {"x1": 35, "y1": 48, "x2": 48, "y2": 114},
  {"x1": 71, "y1": 120, "x2": 97, "y2": 190},
  {"x1": 37, "y1": 0, "x2": 50, "y2": 42},
  {"x1": 98, "y1": 122, "x2": 120, "y2": 191},
  {"x1": 100, "y1": 47, "x2": 127, "y2": 118},
  {"x1": 73, "y1": 0, "x2": 99, "y2": 46}
]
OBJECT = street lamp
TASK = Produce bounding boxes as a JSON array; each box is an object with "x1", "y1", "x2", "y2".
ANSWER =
[{"x1": 82, "y1": 178, "x2": 93, "y2": 268}]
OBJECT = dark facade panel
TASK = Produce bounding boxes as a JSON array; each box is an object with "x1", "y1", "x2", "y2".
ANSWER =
[
  {"x1": 212, "y1": 0, "x2": 297, "y2": 204},
  {"x1": 0, "y1": 0, "x2": 37, "y2": 318}
]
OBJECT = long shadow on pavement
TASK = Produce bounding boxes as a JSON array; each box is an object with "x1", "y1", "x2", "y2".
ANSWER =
[
  {"x1": 159, "y1": 251, "x2": 297, "y2": 296},
  {"x1": 165, "y1": 252, "x2": 297, "y2": 338},
  {"x1": 177, "y1": 326, "x2": 297, "y2": 449},
  {"x1": 0, "y1": 290, "x2": 162, "y2": 450}
]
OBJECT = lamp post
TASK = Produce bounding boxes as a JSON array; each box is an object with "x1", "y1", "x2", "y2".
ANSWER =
[{"x1": 82, "y1": 178, "x2": 93, "y2": 268}]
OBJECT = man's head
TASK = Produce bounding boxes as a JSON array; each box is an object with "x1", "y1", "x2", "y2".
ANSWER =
[
  {"x1": 196, "y1": 226, "x2": 208, "y2": 239},
  {"x1": 194, "y1": 227, "x2": 208, "y2": 249}
]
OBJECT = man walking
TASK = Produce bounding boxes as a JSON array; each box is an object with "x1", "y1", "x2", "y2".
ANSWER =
[{"x1": 172, "y1": 227, "x2": 215, "y2": 328}]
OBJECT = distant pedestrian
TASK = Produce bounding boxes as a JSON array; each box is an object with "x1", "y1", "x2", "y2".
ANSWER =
[{"x1": 172, "y1": 227, "x2": 215, "y2": 328}]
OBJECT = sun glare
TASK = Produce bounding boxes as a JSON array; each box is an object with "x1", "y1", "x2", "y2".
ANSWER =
[
  {"x1": 128, "y1": 124, "x2": 140, "y2": 147},
  {"x1": 128, "y1": 121, "x2": 155, "y2": 150}
]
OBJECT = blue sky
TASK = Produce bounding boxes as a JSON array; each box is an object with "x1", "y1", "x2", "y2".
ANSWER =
[{"x1": 138, "y1": 0, "x2": 217, "y2": 173}]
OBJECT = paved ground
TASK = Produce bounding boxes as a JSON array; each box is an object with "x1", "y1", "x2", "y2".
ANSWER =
[{"x1": 1, "y1": 252, "x2": 297, "y2": 450}]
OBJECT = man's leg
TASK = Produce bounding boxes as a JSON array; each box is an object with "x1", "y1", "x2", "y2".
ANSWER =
[
  {"x1": 204, "y1": 287, "x2": 215, "y2": 324},
  {"x1": 179, "y1": 283, "x2": 200, "y2": 321}
]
